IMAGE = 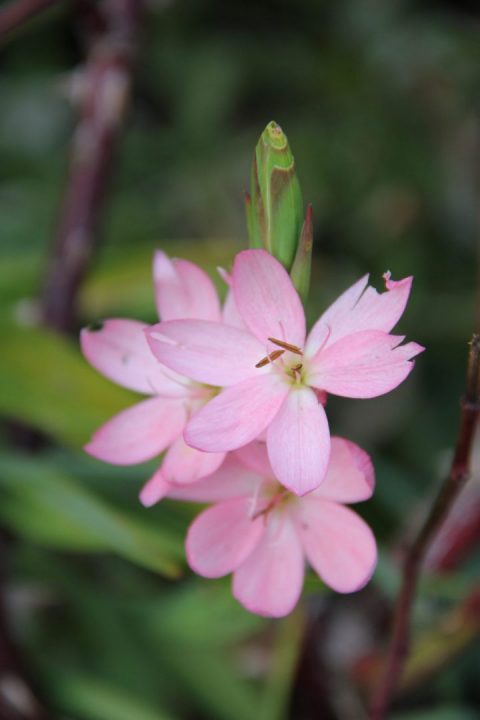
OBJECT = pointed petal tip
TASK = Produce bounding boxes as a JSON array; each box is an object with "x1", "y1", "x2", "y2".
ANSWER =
[
  {"x1": 411, "y1": 342, "x2": 426, "y2": 355},
  {"x1": 83, "y1": 441, "x2": 95, "y2": 456},
  {"x1": 138, "y1": 489, "x2": 158, "y2": 508},
  {"x1": 153, "y1": 248, "x2": 171, "y2": 270},
  {"x1": 139, "y1": 468, "x2": 172, "y2": 507},
  {"x1": 153, "y1": 248, "x2": 166, "y2": 263},
  {"x1": 383, "y1": 271, "x2": 413, "y2": 291},
  {"x1": 83, "y1": 440, "x2": 109, "y2": 464}
]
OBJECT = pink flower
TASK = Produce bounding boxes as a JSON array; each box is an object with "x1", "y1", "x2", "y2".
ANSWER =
[
  {"x1": 163, "y1": 437, "x2": 376, "y2": 617},
  {"x1": 81, "y1": 251, "x2": 233, "y2": 506},
  {"x1": 147, "y1": 249, "x2": 424, "y2": 496}
]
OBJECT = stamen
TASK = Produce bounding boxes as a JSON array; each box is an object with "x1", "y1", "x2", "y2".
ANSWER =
[
  {"x1": 268, "y1": 337, "x2": 303, "y2": 355},
  {"x1": 252, "y1": 490, "x2": 288, "y2": 520},
  {"x1": 291, "y1": 363, "x2": 303, "y2": 372},
  {"x1": 255, "y1": 349, "x2": 285, "y2": 368}
]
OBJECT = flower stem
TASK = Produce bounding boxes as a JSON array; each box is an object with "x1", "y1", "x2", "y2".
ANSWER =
[
  {"x1": 41, "y1": 0, "x2": 141, "y2": 332},
  {"x1": 370, "y1": 334, "x2": 480, "y2": 720}
]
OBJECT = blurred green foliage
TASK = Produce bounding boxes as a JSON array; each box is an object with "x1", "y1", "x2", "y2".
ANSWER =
[{"x1": 1, "y1": 0, "x2": 479, "y2": 718}]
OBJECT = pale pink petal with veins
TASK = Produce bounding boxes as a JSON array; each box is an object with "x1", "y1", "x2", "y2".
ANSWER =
[
  {"x1": 311, "y1": 437, "x2": 375, "y2": 503},
  {"x1": 232, "y1": 249, "x2": 306, "y2": 347},
  {"x1": 266, "y1": 386, "x2": 330, "y2": 496},
  {"x1": 293, "y1": 499, "x2": 377, "y2": 593},
  {"x1": 308, "y1": 331, "x2": 424, "y2": 399},
  {"x1": 147, "y1": 319, "x2": 264, "y2": 386},
  {"x1": 232, "y1": 513, "x2": 305, "y2": 618},
  {"x1": 153, "y1": 250, "x2": 221, "y2": 322},
  {"x1": 85, "y1": 396, "x2": 186, "y2": 465},
  {"x1": 185, "y1": 374, "x2": 289, "y2": 452},
  {"x1": 186, "y1": 498, "x2": 265, "y2": 578},
  {"x1": 160, "y1": 434, "x2": 225, "y2": 485},
  {"x1": 305, "y1": 272, "x2": 413, "y2": 356},
  {"x1": 81, "y1": 319, "x2": 188, "y2": 396}
]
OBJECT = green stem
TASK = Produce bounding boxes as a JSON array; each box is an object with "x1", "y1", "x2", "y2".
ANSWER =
[{"x1": 259, "y1": 608, "x2": 305, "y2": 720}]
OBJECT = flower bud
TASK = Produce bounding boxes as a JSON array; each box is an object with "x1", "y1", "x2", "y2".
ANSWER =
[
  {"x1": 290, "y1": 204, "x2": 313, "y2": 302},
  {"x1": 247, "y1": 121, "x2": 304, "y2": 271}
]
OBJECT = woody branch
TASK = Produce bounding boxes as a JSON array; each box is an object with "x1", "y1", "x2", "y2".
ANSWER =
[{"x1": 370, "y1": 334, "x2": 480, "y2": 720}]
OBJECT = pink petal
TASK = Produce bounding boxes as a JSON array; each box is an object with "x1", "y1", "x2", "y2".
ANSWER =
[
  {"x1": 147, "y1": 320, "x2": 264, "y2": 386},
  {"x1": 139, "y1": 467, "x2": 171, "y2": 507},
  {"x1": 232, "y1": 249, "x2": 306, "y2": 347},
  {"x1": 305, "y1": 275, "x2": 368, "y2": 356},
  {"x1": 222, "y1": 288, "x2": 246, "y2": 329},
  {"x1": 166, "y1": 454, "x2": 263, "y2": 503},
  {"x1": 184, "y1": 374, "x2": 289, "y2": 452},
  {"x1": 308, "y1": 331, "x2": 424, "y2": 398},
  {"x1": 161, "y1": 434, "x2": 225, "y2": 485},
  {"x1": 312, "y1": 437, "x2": 375, "y2": 503},
  {"x1": 306, "y1": 273, "x2": 413, "y2": 356},
  {"x1": 153, "y1": 250, "x2": 221, "y2": 322},
  {"x1": 232, "y1": 512, "x2": 304, "y2": 617},
  {"x1": 294, "y1": 499, "x2": 377, "y2": 593},
  {"x1": 267, "y1": 387, "x2": 330, "y2": 496},
  {"x1": 81, "y1": 319, "x2": 188, "y2": 396},
  {"x1": 235, "y1": 441, "x2": 273, "y2": 477},
  {"x1": 186, "y1": 499, "x2": 264, "y2": 578},
  {"x1": 85, "y1": 396, "x2": 186, "y2": 465}
]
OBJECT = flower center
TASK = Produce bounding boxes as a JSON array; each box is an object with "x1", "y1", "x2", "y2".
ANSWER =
[
  {"x1": 255, "y1": 337, "x2": 304, "y2": 379},
  {"x1": 251, "y1": 489, "x2": 290, "y2": 520}
]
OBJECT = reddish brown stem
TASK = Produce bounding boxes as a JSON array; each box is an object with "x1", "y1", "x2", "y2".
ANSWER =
[
  {"x1": 41, "y1": 0, "x2": 141, "y2": 332},
  {"x1": 1, "y1": 2, "x2": 141, "y2": 717},
  {"x1": 370, "y1": 335, "x2": 480, "y2": 720},
  {"x1": 0, "y1": 0, "x2": 60, "y2": 37}
]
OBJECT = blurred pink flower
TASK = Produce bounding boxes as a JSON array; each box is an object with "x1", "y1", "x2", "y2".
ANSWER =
[
  {"x1": 81, "y1": 251, "x2": 235, "y2": 506},
  {"x1": 164, "y1": 437, "x2": 376, "y2": 617},
  {"x1": 147, "y1": 249, "x2": 424, "y2": 496}
]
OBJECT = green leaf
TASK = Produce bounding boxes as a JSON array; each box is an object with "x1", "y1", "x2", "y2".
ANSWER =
[
  {"x1": 166, "y1": 646, "x2": 259, "y2": 720},
  {"x1": 0, "y1": 324, "x2": 134, "y2": 448},
  {"x1": 49, "y1": 672, "x2": 175, "y2": 720},
  {"x1": 146, "y1": 581, "x2": 264, "y2": 647},
  {"x1": 0, "y1": 454, "x2": 183, "y2": 577}
]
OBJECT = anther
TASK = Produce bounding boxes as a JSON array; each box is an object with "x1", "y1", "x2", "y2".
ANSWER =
[
  {"x1": 268, "y1": 337, "x2": 303, "y2": 355},
  {"x1": 255, "y1": 349, "x2": 285, "y2": 368}
]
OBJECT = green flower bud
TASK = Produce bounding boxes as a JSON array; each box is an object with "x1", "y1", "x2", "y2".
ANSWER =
[
  {"x1": 290, "y1": 204, "x2": 313, "y2": 303},
  {"x1": 247, "y1": 121, "x2": 304, "y2": 271}
]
